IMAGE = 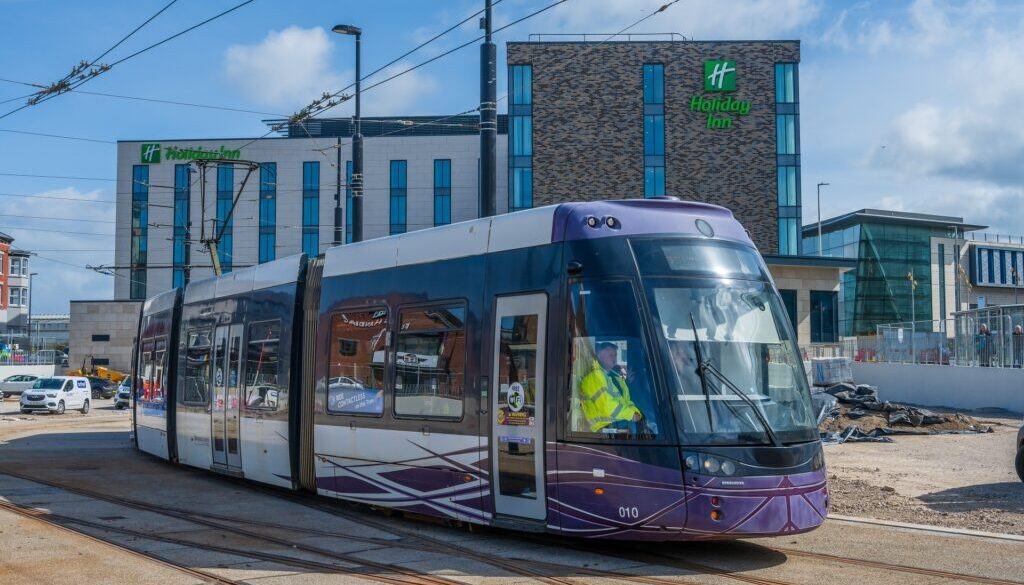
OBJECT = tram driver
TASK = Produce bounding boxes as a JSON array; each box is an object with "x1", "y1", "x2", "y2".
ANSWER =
[{"x1": 577, "y1": 341, "x2": 655, "y2": 437}]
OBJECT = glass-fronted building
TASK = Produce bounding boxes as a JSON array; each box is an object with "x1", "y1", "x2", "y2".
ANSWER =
[{"x1": 803, "y1": 209, "x2": 986, "y2": 336}]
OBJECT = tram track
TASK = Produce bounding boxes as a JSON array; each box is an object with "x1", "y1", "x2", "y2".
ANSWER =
[
  {"x1": 4, "y1": 466, "x2": 1021, "y2": 585},
  {"x1": 0, "y1": 498, "x2": 245, "y2": 585}
]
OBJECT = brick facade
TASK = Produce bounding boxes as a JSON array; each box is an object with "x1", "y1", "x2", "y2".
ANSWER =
[{"x1": 507, "y1": 41, "x2": 799, "y2": 255}]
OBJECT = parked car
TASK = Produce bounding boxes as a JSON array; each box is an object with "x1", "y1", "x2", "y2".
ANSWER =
[
  {"x1": 1016, "y1": 421, "x2": 1023, "y2": 483},
  {"x1": 20, "y1": 376, "x2": 91, "y2": 415},
  {"x1": 114, "y1": 379, "x2": 131, "y2": 410},
  {"x1": 0, "y1": 374, "x2": 39, "y2": 396},
  {"x1": 87, "y1": 377, "x2": 115, "y2": 399}
]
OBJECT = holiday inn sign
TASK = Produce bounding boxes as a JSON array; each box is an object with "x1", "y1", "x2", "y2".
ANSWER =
[
  {"x1": 692, "y1": 60, "x2": 752, "y2": 129},
  {"x1": 140, "y1": 143, "x2": 243, "y2": 164}
]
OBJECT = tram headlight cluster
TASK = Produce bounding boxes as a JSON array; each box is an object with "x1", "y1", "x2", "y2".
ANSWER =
[{"x1": 684, "y1": 452, "x2": 742, "y2": 477}]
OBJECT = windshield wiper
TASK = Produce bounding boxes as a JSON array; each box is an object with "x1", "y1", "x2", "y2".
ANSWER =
[{"x1": 688, "y1": 313, "x2": 782, "y2": 447}]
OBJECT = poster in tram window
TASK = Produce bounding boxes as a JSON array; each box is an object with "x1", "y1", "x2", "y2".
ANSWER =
[{"x1": 327, "y1": 377, "x2": 383, "y2": 414}]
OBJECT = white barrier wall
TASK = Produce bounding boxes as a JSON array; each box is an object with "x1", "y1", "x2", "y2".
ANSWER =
[
  {"x1": 0, "y1": 364, "x2": 59, "y2": 379},
  {"x1": 851, "y1": 362, "x2": 1024, "y2": 413}
]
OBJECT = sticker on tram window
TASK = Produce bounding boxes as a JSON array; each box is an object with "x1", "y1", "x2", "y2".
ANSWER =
[
  {"x1": 496, "y1": 382, "x2": 535, "y2": 426},
  {"x1": 499, "y1": 435, "x2": 533, "y2": 445}
]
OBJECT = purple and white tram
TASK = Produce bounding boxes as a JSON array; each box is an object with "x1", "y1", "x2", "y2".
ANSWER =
[{"x1": 132, "y1": 198, "x2": 828, "y2": 540}]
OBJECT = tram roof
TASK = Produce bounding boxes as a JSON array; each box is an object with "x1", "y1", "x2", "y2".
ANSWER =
[{"x1": 323, "y1": 198, "x2": 749, "y2": 279}]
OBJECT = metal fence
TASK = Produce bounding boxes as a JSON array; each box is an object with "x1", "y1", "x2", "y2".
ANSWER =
[{"x1": 835, "y1": 304, "x2": 1024, "y2": 368}]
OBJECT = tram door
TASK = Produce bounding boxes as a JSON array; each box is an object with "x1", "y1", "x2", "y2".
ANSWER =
[
  {"x1": 211, "y1": 323, "x2": 244, "y2": 471},
  {"x1": 490, "y1": 294, "x2": 547, "y2": 521}
]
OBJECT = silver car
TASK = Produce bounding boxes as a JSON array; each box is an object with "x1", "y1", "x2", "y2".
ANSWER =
[
  {"x1": 0, "y1": 374, "x2": 39, "y2": 397},
  {"x1": 115, "y1": 379, "x2": 131, "y2": 410}
]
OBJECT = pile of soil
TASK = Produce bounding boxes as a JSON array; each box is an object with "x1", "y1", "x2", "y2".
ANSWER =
[{"x1": 819, "y1": 404, "x2": 989, "y2": 434}]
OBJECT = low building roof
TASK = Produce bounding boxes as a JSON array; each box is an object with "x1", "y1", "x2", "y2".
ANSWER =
[{"x1": 802, "y1": 208, "x2": 987, "y2": 234}]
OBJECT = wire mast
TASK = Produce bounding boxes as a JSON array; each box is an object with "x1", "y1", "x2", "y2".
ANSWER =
[{"x1": 194, "y1": 158, "x2": 260, "y2": 276}]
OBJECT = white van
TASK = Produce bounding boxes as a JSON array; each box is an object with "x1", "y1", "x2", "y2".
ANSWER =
[{"x1": 20, "y1": 376, "x2": 92, "y2": 415}]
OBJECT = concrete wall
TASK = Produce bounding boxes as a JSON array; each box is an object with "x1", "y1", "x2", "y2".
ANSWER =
[
  {"x1": 0, "y1": 364, "x2": 59, "y2": 378},
  {"x1": 852, "y1": 361, "x2": 1024, "y2": 413},
  {"x1": 69, "y1": 300, "x2": 142, "y2": 374}
]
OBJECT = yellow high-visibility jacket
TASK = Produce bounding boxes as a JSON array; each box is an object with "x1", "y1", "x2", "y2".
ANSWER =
[{"x1": 578, "y1": 360, "x2": 641, "y2": 432}]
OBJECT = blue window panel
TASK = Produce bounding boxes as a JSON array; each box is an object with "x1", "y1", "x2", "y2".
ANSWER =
[
  {"x1": 390, "y1": 160, "x2": 407, "y2": 234},
  {"x1": 301, "y1": 161, "x2": 319, "y2": 254},
  {"x1": 216, "y1": 165, "x2": 233, "y2": 193},
  {"x1": 132, "y1": 165, "x2": 149, "y2": 198},
  {"x1": 301, "y1": 230, "x2": 317, "y2": 257},
  {"x1": 775, "y1": 63, "x2": 797, "y2": 104},
  {"x1": 434, "y1": 159, "x2": 451, "y2": 226},
  {"x1": 778, "y1": 218, "x2": 799, "y2": 256},
  {"x1": 302, "y1": 161, "x2": 320, "y2": 190},
  {"x1": 510, "y1": 167, "x2": 533, "y2": 211},
  {"x1": 260, "y1": 162, "x2": 277, "y2": 192},
  {"x1": 511, "y1": 116, "x2": 532, "y2": 156},
  {"x1": 510, "y1": 65, "x2": 532, "y2": 105},
  {"x1": 345, "y1": 160, "x2": 353, "y2": 243},
  {"x1": 643, "y1": 64, "x2": 664, "y2": 105},
  {"x1": 644, "y1": 115, "x2": 664, "y2": 156},
  {"x1": 644, "y1": 166, "x2": 665, "y2": 198},
  {"x1": 777, "y1": 165, "x2": 798, "y2": 206},
  {"x1": 130, "y1": 165, "x2": 149, "y2": 299},
  {"x1": 776, "y1": 115, "x2": 798, "y2": 155}
]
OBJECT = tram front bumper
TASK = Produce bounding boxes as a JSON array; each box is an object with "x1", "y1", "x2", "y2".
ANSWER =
[{"x1": 681, "y1": 468, "x2": 829, "y2": 538}]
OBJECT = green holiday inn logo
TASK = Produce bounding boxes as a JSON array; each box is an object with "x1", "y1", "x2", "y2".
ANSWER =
[
  {"x1": 694, "y1": 60, "x2": 749, "y2": 129},
  {"x1": 139, "y1": 143, "x2": 242, "y2": 163},
  {"x1": 141, "y1": 143, "x2": 161, "y2": 163},
  {"x1": 704, "y1": 60, "x2": 736, "y2": 92}
]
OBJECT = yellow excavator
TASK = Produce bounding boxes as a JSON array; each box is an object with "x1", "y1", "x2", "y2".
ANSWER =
[{"x1": 67, "y1": 355, "x2": 127, "y2": 384}]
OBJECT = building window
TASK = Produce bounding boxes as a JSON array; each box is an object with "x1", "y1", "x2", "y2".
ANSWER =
[
  {"x1": 259, "y1": 163, "x2": 277, "y2": 263},
  {"x1": 0, "y1": 252, "x2": 4, "y2": 275},
  {"x1": 92, "y1": 358, "x2": 110, "y2": 366},
  {"x1": 508, "y1": 64, "x2": 533, "y2": 212},
  {"x1": 302, "y1": 161, "x2": 320, "y2": 257},
  {"x1": 345, "y1": 160, "x2": 353, "y2": 243},
  {"x1": 389, "y1": 160, "x2": 407, "y2": 235},
  {"x1": 131, "y1": 164, "x2": 149, "y2": 299},
  {"x1": 810, "y1": 290, "x2": 838, "y2": 343},
  {"x1": 779, "y1": 289, "x2": 798, "y2": 332},
  {"x1": 11, "y1": 257, "x2": 20, "y2": 275},
  {"x1": 937, "y1": 243, "x2": 947, "y2": 320},
  {"x1": 8, "y1": 286, "x2": 19, "y2": 307},
  {"x1": 775, "y1": 62, "x2": 801, "y2": 256},
  {"x1": 92, "y1": 334, "x2": 110, "y2": 342},
  {"x1": 172, "y1": 164, "x2": 190, "y2": 288},
  {"x1": 394, "y1": 303, "x2": 466, "y2": 419},
  {"x1": 433, "y1": 159, "x2": 451, "y2": 226},
  {"x1": 216, "y1": 164, "x2": 234, "y2": 273},
  {"x1": 643, "y1": 64, "x2": 666, "y2": 198}
]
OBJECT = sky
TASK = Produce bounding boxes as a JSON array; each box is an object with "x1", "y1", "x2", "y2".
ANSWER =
[{"x1": 1, "y1": 0, "x2": 1022, "y2": 312}]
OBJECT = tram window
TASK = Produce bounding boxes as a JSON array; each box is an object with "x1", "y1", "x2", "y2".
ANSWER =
[
  {"x1": 327, "y1": 308, "x2": 388, "y2": 415},
  {"x1": 568, "y1": 281, "x2": 660, "y2": 439},
  {"x1": 394, "y1": 303, "x2": 466, "y2": 419},
  {"x1": 152, "y1": 338, "x2": 167, "y2": 403},
  {"x1": 139, "y1": 340, "x2": 154, "y2": 402},
  {"x1": 182, "y1": 328, "x2": 212, "y2": 405},
  {"x1": 245, "y1": 321, "x2": 282, "y2": 411}
]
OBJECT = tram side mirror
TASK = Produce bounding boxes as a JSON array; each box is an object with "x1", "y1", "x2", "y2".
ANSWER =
[{"x1": 567, "y1": 261, "x2": 583, "y2": 275}]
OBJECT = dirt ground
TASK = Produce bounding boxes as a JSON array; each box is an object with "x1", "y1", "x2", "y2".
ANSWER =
[{"x1": 824, "y1": 411, "x2": 1024, "y2": 535}]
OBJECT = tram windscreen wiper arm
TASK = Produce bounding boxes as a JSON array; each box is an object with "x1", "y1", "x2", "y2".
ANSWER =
[{"x1": 688, "y1": 313, "x2": 781, "y2": 448}]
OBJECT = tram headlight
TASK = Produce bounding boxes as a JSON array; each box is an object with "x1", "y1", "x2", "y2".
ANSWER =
[
  {"x1": 702, "y1": 457, "x2": 721, "y2": 474},
  {"x1": 811, "y1": 449, "x2": 824, "y2": 471},
  {"x1": 684, "y1": 455, "x2": 697, "y2": 471},
  {"x1": 720, "y1": 460, "x2": 736, "y2": 476}
]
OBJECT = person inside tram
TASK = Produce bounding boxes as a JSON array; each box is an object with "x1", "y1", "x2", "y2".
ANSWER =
[{"x1": 578, "y1": 341, "x2": 653, "y2": 436}]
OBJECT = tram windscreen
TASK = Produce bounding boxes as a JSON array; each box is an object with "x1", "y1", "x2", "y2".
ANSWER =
[{"x1": 645, "y1": 277, "x2": 817, "y2": 445}]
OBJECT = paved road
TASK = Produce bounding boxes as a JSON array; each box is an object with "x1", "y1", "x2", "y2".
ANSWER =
[{"x1": 0, "y1": 410, "x2": 1021, "y2": 585}]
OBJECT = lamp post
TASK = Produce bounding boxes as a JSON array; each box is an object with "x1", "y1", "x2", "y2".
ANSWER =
[
  {"x1": 332, "y1": 24, "x2": 363, "y2": 243},
  {"x1": 27, "y1": 271, "x2": 38, "y2": 355},
  {"x1": 816, "y1": 182, "x2": 829, "y2": 256}
]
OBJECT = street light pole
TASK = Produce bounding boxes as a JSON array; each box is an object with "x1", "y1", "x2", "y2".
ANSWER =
[
  {"x1": 27, "y1": 271, "x2": 37, "y2": 354},
  {"x1": 816, "y1": 182, "x2": 829, "y2": 256},
  {"x1": 333, "y1": 24, "x2": 363, "y2": 243}
]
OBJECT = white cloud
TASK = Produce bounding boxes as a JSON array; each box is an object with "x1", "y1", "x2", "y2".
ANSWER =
[
  {"x1": 535, "y1": 0, "x2": 821, "y2": 40},
  {"x1": 224, "y1": 26, "x2": 345, "y2": 108},
  {"x1": 224, "y1": 26, "x2": 439, "y2": 115}
]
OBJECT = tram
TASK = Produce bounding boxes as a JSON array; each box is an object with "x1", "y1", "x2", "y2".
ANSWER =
[{"x1": 132, "y1": 198, "x2": 828, "y2": 540}]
